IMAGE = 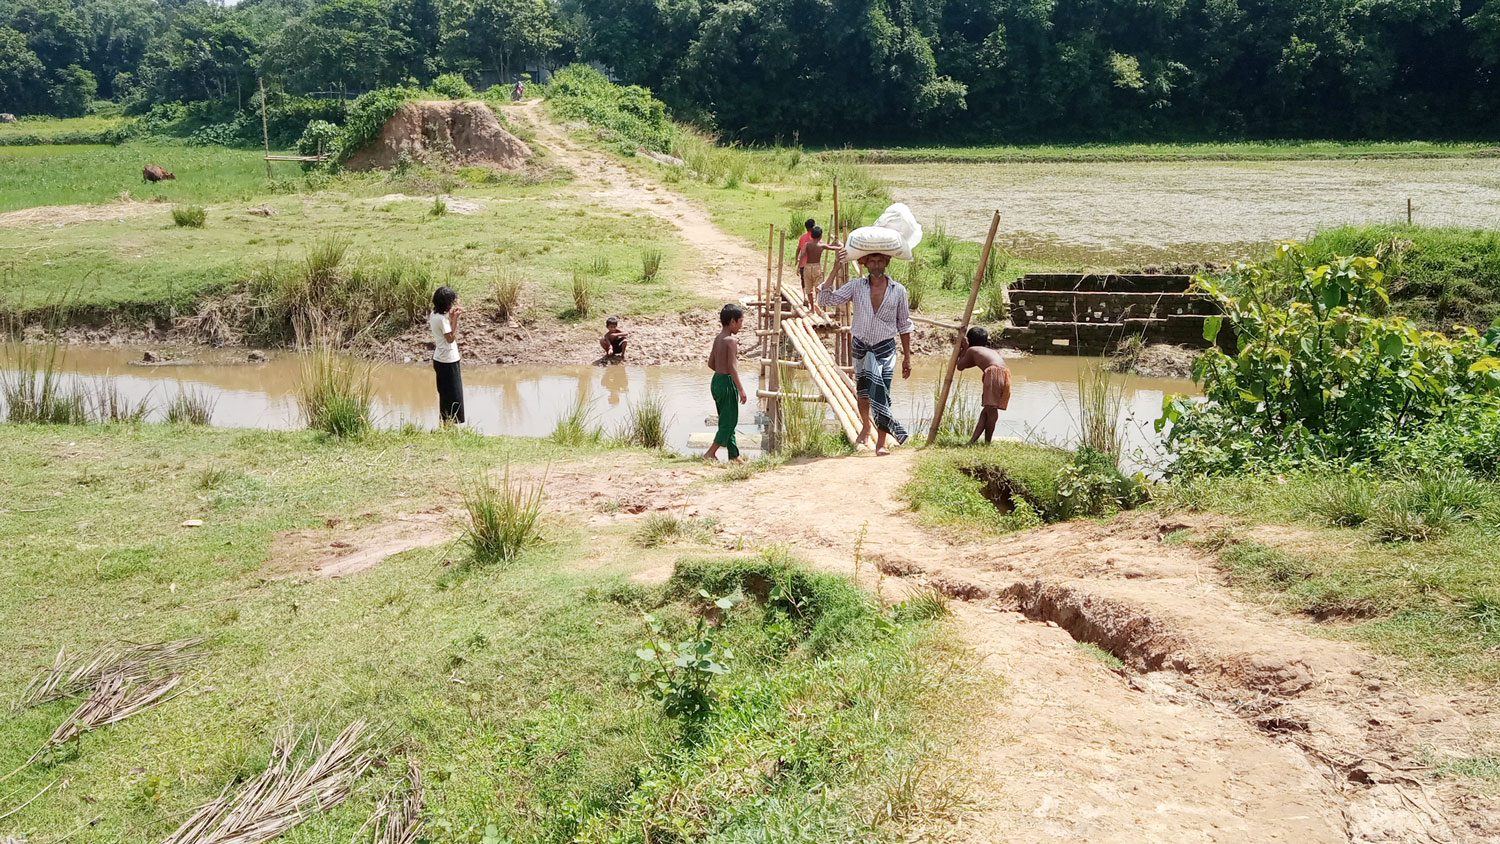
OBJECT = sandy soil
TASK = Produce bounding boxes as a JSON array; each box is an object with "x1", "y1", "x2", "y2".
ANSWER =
[
  {"x1": 0, "y1": 199, "x2": 162, "y2": 228},
  {"x1": 515, "y1": 451, "x2": 1499, "y2": 843}
]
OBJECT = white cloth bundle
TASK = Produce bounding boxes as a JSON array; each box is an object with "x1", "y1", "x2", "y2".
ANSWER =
[{"x1": 844, "y1": 203, "x2": 924, "y2": 262}]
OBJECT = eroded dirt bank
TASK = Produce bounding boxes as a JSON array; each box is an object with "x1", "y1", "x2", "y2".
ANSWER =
[{"x1": 509, "y1": 452, "x2": 1499, "y2": 843}]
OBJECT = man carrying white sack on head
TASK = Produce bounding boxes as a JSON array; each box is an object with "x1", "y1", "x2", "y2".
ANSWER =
[{"x1": 818, "y1": 203, "x2": 923, "y2": 456}]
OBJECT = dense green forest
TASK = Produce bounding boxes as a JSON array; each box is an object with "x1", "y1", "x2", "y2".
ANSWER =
[{"x1": 4, "y1": 0, "x2": 1500, "y2": 142}]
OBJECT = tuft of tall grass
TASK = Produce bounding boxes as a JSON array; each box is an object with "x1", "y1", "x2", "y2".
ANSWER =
[
  {"x1": 623, "y1": 391, "x2": 669, "y2": 450},
  {"x1": 1370, "y1": 469, "x2": 1490, "y2": 542},
  {"x1": 892, "y1": 587, "x2": 950, "y2": 622},
  {"x1": 2, "y1": 343, "x2": 86, "y2": 424},
  {"x1": 247, "y1": 240, "x2": 428, "y2": 344},
  {"x1": 430, "y1": 195, "x2": 447, "y2": 217},
  {"x1": 1311, "y1": 476, "x2": 1375, "y2": 527},
  {"x1": 926, "y1": 376, "x2": 979, "y2": 446},
  {"x1": 904, "y1": 260, "x2": 927, "y2": 312},
  {"x1": 490, "y1": 271, "x2": 523, "y2": 323},
  {"x1": 296, "y1": 345, "x2": 374, "y2": 438},
  {"x1": 570, "y1": 272, "x2": 593, "y2": 318},
  {"x1": 165, "y1": 388, "x2": 216, "y2": 425},
  {"x1": 551, "y1": 391, "x2": 603, "y2": 446},
  {"x1": 461, "y1": 465, "x2": 545, "y2": 565},
  {"x1": 86, "y1": 377, "x2": 151, "y2": 423},
  {"x1": 588, "y1": 254, "x2": 611, "y2": 276},
  {"x1": 777, "y1": 368, "x2": 843, "y2": 458},
  {"x1": 636, "y1": 511, "x2": 718, "y2": 547},
  {"x1": 1075, "y1": 363, "x2": 1124, "y2": 462},
  {"x1": 640, "y1": 248, "x2": 663, "y2": 282},
  {"x1": 931, "y1": 222, "x2": 955, "y2": 267},
  {"x1": 171, "y1": 205, "x2": 206, "y2": 228}
]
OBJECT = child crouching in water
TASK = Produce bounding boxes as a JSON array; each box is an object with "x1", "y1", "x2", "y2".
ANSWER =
[
  {"x1": 704, "y1": 303, "x2": 748, "y2": 463},
  {"x1": 956, "y1": 326, "x2": 1010, "y2": 444}
]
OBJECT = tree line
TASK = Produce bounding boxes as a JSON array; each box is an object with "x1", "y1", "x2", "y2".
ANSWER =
[{"x1": 4, "y1": 0, "x2": 1500, "y2": 143}]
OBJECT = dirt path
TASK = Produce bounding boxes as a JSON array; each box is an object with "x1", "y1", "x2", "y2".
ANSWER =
[
  {"x1": 537, "y1": 451, "x2": 1499, "y2": 843},
  {"x1": 509, "y1": 100, "x2": 762, "y2": 303}
]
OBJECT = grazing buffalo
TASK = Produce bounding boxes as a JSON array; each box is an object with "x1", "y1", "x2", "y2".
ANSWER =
[{"x1": 142, "y1": 164, "x2": 175, "y2": 182}]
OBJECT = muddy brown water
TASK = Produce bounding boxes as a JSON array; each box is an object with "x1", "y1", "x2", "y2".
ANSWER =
[
  {"x1": 4, "y1": 344, "x2": 1195, "y2": 466},
  {"x1": 876, "y1": 158, "x2": 1500, "y2": 266}
]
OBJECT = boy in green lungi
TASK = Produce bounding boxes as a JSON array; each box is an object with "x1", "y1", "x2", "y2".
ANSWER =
[{"x1": 704, "y1": 303, "x2": 748, "y2": 463}]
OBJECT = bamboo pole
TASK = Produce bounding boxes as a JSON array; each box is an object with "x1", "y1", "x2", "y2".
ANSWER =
[
  {"x1": 832, "y1": 178, "x2": 840, "y2": 240},
  {"x1": 258, "y1": 78, "x2": 272, "y2": 180},
  {"x1": 768, "y1": 231, "x2": 786, "y2": 453},
  {"x1": 757, "y1": 389, "x2": 827, "y2": 402},
  {"x1": 762, "y1": 223, "x2": 774, "y2": 358},
  {"x1": 784, "y1": 318, "x2": 860, "y2": 439},
  {"x1": 926, "y1": 210, "x2": 1002, "y2": 446}
]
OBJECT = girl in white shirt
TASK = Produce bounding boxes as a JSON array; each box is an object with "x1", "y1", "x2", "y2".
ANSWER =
[{"x1": 429, "y1": 286, "x2": 465, "y2": 424}]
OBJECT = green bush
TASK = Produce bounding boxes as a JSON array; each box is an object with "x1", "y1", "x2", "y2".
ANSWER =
[
  {"x1": 325, "y1": 85, "x2": 419, "y2": 167},
  {"x1": 1163, "y1": 245, "x2": 1500, "y2": 474},
  {"x1": 547, "y1": 65, "x2": 675, "y2": 154},
  {"x1": 669, "y1": 551, "x2": 879, "y2": 655},
  {"x1": 428, "y1": 73, "x2": 476, "y2": 100},
  {"x1": 171, "y1": 205, "x2": 206, "y2": 227}
]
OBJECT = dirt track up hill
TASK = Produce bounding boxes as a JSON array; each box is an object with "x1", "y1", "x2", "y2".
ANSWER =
[{"x1": 344, "y1": 100, "x2": 531, "y2": 171}]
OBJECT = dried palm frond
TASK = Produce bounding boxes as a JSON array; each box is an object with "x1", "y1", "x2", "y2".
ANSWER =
[
  {"x1": 3, "y1": 672, "x2": 185, "y2": 783},
  {"x1": 163, "y1": 721, "x2": 378, "y2": 844},
  {"x1": 15, "y1": 638, "x2": 206, "y2": 711},
  {"x1": 367, "y1": 757, "x2": 423, "y2": 844}
]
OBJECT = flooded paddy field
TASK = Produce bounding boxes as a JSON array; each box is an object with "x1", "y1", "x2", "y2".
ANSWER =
[
  {"x1": 875, "y1": 158, "x2": 1500, "y2": 266},
  {"x1": 3, "y1": 344, "x2": 1194, "y2": 465}
]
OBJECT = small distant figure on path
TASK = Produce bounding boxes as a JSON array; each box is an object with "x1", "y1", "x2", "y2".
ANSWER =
[
  {"x1": 704, "y1": 303, "x2": 748, "y2": 463},
  {"x1": 796, "y1": 218, "x2": 816, "y2": 275},
  {"x1": 430, "y1": 285, "x2": 465, "y2": 424},
  {"x1": 599, "y1": 316, "x2": 629, "y2": 361},
  {"x1": 795, "y1": 225, "x2": 839, "y2": 311},
  {"x1": 512, "y1": 80, "x2": 524, "y2": 101},
  {"x1": 956, "y1": 326, "x2": 1011, "y2": 444}
]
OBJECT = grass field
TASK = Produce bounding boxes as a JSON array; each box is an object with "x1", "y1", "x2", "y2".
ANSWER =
[
  {"x1": 0, "y1": 115, "x2": 131, "y2": 146},
  {"x1": 830, "y1": 140, "x2": 1500, "y2": 164},
  {"x1": 0, "y1": 423, "x2": 974, "y2": 842},
  {"x1": 0, "y1": 143, "x2": 701, "y2": 322},
  {"x1": 0, "y1": 142, "x2": 282, "y2": 210}
]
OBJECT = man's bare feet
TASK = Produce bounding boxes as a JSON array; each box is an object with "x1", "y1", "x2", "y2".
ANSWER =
[
  {"x1": 855, "y1": 425, "x2": 871, "y2": 445},
  {"x1": 875, "y1": 447, "x2": 891, "y2": 456},
  {"x1": 729, "y1": 457, "x2": 746, "y2": 464}
]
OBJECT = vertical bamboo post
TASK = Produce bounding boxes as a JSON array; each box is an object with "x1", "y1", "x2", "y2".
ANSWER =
[
  {"x1": 828, "y1": 178, "x2": 840, "y2": 242},
  {"x1": 926, "y1": 210, "x2": 1002, "y2": 446},
  {"x1": 763, "y1": 223, "x2": 774, "y2": 360},
  {"x1": 1407, "y1": 198, "x2": 1413, "y2": 225},
  {"x1": 258, "y1": 77, "x2": 272, "y2": 180},
  {"x1": 768, "y1": 231, "x2": 786, "y2": 453}
]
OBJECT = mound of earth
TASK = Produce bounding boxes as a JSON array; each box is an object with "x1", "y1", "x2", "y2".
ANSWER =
[{"x1": 344, "y1": 100, "x2": 531, "y2": 171}]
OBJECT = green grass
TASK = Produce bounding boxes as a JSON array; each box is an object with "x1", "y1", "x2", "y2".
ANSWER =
[
  {"x1": 0, "y1": 151, "x2": 697, "y2": 325},
  {"x1": 0, "y1": 141, "x2": 281, "y2": 211},
  {"x1": 1298, "y1": 224, "x2": 1500, "y2": 331},
  {"x1": 902, "y1": 444, "x2": 1073, "y2": 534},
  {"x1": 1158, "y1": 472, "x2": 1500, "y2": 683},
  {"x1": 826, "y1": 140, "x2": 1500, "y2": 164},
  {"x1": 0, "y1": 423, "x2": 976, "y2": 841},
  {"x1": 0, "y1": 115, "x2": 131, "y2": 145}
]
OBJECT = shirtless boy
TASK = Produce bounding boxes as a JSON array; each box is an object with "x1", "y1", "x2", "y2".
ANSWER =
[
  {"x1": 794, "y1": 226, "x2": 839, "y2": 311},
  {"x1": 704, "y1": 303, "x2": 748, "y2": 463},
  {"x1": 956, "y1": 326, "x2": 1011, "y2": 444}
]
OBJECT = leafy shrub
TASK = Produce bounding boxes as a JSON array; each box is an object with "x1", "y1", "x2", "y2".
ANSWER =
[
  {"x1": 428, "y1": 73, "x2": 476, "y2": 100},
  {"x1": 462, "y1": 466, "x2": 545, "y2": 565},
  {"x1": 631, "y1": 591, "x2": 740, "y2": 723},
  {"x1": 325, "y1": 85, "x2": 419, "y2": 167},
  {"x1": 297, "y1": 119, "x2": 342, "y2": 163},
  {"x1": 547, "y1": 65, "x2": 675, "y2": 153},
  {"x1": 1056, "y1": 447, "x2": 1146, "y2": 518},
  {"x1": 1162, "y1": 244, "x2": 1500, "y2": 474}
]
